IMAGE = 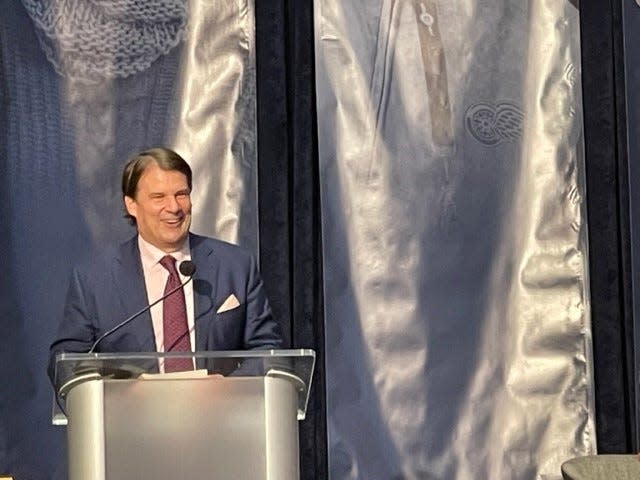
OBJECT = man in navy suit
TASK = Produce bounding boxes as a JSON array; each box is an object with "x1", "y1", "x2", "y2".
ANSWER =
[{"x1": 49, "y1": 147, "x2": 282, "y2": 381}]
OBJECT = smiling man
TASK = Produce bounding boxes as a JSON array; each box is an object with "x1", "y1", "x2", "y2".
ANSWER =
[
  {"x1": 49, "y1": 147, "x2": 282, "y2": 379},
  {"x1": 123, "y1": 153, "x2": 193, "y2": 253}
]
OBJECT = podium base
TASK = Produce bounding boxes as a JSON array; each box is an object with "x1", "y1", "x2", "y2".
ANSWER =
[{"x1": 66, "y1": 375, "x2": 299, "y2": 480}]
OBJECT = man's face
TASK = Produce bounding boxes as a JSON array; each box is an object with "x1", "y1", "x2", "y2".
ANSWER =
[{"x1": 124, "y1": 162, "x2": 192, "y2": 252}]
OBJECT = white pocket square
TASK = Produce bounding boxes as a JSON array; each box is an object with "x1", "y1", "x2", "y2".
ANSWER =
[{"x1": 216, "y1": 294, "x2": 240, "y2": 313}]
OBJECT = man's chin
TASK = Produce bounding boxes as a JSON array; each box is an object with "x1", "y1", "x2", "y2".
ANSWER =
[{"x1": 160, "y1": 230, "x2": 189, "y2": 248}]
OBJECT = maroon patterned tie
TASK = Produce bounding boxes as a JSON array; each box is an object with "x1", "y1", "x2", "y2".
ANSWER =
[{"x1": 159, "y1": 255, "x2": 192, "y2": 372}]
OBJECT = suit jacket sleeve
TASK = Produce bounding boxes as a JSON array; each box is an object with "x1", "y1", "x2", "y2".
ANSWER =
[
  {"x1": 48, "y1": 265, "x2": 97, "y2": 384},
  {"x1": 242, "y1": 252, "x2": 283, "y2": 349}
]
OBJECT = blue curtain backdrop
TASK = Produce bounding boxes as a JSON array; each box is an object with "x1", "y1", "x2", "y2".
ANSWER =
[
  {"x1": 1, "y1": 3, "x2": 89, "y2": 477},
  {"x1": 622, "y1": 0, "x2": 640, "y2": 448}
]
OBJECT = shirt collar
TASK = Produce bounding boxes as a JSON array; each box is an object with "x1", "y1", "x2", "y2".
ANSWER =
[{"x1": 137, "y1": 234, "x2": 191, "y2": 270}]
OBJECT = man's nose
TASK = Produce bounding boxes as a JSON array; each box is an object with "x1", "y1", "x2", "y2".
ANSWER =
[{"x1": 165, "y1": 195, "x2": 181, "y2": 211}]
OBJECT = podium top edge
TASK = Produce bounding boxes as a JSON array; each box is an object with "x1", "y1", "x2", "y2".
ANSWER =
[{"x1": 56, "y1": 348, "x2": 316, "y2": 361}]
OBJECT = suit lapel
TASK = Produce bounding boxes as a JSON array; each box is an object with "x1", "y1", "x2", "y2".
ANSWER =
[
  {"x1": 190, "y1": 234, "x2": 219, "y2": 350},
  {"x1": 112, "y1": 236, "x2": 156, "y2": 351}
]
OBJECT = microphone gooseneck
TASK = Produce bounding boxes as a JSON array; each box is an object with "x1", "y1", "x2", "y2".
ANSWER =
[{"x1": 88, "y1": 260, "x2": 197, "y2": 353}]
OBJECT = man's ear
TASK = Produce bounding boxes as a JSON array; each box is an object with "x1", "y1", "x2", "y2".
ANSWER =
[{"x1": 124, "y1": 196, "x2": 137, "y2": 218}]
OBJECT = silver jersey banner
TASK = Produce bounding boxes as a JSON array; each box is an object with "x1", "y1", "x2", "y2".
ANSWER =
[
  {"x1": 314, "y1": 1, "x2": 594, "y2": 479},
  {"x1": 19, "y1": 0, "x2": 259, "y2": 249}
]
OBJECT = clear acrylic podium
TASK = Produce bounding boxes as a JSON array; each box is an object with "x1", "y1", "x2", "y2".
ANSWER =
[{"x1": 52, "y1": 349, "x2": 315, "y2": 480}]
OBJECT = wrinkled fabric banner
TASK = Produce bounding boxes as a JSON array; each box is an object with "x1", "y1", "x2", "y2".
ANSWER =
[
  {"x1": 314, "y1": 1, "x2": 594, "y2": 479},
  {"x1": 20, "y1": 0, "x2": 258, "y2": 248},
  {"x1": 0, "y1": 1, "x2": 257, "y2": 478}
]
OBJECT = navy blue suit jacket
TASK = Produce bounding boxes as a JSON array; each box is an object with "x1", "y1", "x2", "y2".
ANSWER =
[{"x1": 49, "y1": 233, "x2": 283, "y2": 380}]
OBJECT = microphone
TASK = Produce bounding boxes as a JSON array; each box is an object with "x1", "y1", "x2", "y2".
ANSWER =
[
  {"x1": 88, "y1": 260, "x2": 196, "y2": 353},
  {"x1": 179, "y1": 260, "x2": 196, "y2": 276}
]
